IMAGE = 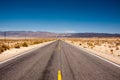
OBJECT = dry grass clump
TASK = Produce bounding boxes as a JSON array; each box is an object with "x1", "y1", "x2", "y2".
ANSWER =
[
  {"x1": 87, "y1": 42, "x2": 95, "y2": 48},
  {"x1": 14, "y1": 43, "x2": 21, "y2": 48},
  {"x1": 116, "y1": 46, "x2": 119, "y2": 50},
  {"x1": 110, "y1": 49, "x2": 113, "y2": 54},
  {"x1": 32, "y1": 40, "x2": 45, "y2": 44},
  {"x1": 0, "y1": 44, "x2": 10, "y2": 54},
  {"x1": 115, "y1": 42, "x2": 120, "y2": 50},
  {"x1": 0, "y1": 38, "x2": 55, "y2": 54},
  {"x1": 64, "y1": 38, "x2": 120, "y2": 56},
  {"x1": 22, "y1": 42, "x2": 28, "y2": 47}
]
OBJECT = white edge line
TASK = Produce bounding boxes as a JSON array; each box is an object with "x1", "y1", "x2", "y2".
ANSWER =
[
  {"x1": 66, "y1": 41, "x2": 120, "y2": 68},
  {"x1": 87, "y1": 51, "x2": 120, "y2": 68},
  {"x1": 0, "y1": 46, "x2": 39, "y2": 64},
  {"x1": 0, "y1": 41, "x2": 54, "y2": 65},
  {"x1": 82, "y1": 48, "x2": 120, "y2": 68}
]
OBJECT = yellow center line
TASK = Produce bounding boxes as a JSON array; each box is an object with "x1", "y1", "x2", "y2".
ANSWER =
[{"x1": 58, "y1": 70, "x2": 62, "y2": 80}]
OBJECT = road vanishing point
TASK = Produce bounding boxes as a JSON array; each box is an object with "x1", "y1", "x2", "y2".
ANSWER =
[{"x1": 0, "y1": 40, "x2": 120, "y2": 80}]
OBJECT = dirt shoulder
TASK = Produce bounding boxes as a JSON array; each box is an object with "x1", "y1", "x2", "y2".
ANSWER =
[
  {"x1": 65, "y1": 40, "x2": 120, "y2": 65},
  {"x1": 0, "y1": 41, "x2": 55, "y2": 62}
]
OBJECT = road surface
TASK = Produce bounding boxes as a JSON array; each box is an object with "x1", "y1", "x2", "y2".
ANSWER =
[{"x1": 0, "y1": 40, "x2": 120, "y2": 80}]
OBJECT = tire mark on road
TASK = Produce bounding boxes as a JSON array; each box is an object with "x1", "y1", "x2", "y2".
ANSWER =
[
  {"x1": 39, "y1": 42, "x2": 59, "y2": 80},
  {"x1": 62, "y1": 45, "x2": 76, "y2": 80},
  {"x1": 39, "y1": 52, "x2": 55, "y2": 80}
]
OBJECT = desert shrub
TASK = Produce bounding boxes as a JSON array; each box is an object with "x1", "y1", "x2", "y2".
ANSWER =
[
  {"x1": 110, "y1": 49, "x2": 113, "y2": 54},
  {"x1": 1, "y1": 44, "x2": 10, "y2": 50},
  {"x1": 33, "y1": 41, "x2": 40, "y2": 44},
  {"x1": 71, "y1": 41, "x2": 74, "y2": 43},
  {"x1": 94, "y1": 41, "x2": 101, "y2": 46},
  {"x1": 22, "y1": 42, "x2": 28, "y2": 47},
  {"x1": 118, "y1": 54, "x2": 120, "y2": 56},
  {"x1": 33, "y1": 40, "x2": 44, "y2": 44},
  {"x1": 0, "y1": 47, "x2": 5, "y2": 54},
  {"x1": 14, "y1": 43, "x2": 21, "y2": 48},
  {"x1": 87, "y1": 42, "x2": 95, "y2": 48},
  {"x1": 116, "y1": 42, "x2": 120, "y2": 46},
  {"x1": 116, "y1": 46, "x2": 119, "y2": 50},
  {"x1": 0, "y1": 44, "x2": 10, "y2": 54},
  {"x1": 109, "y1": 45, "x2": 112, "y2": 48},
  {"x1": 39, "y1": 40, "x2": 44, "y2": 43}
]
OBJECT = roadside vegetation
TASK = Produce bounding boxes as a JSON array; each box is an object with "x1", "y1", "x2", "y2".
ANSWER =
[
  {"x1": 0, "y1": 38, "x2": 55, "y2": 54},
  {"x1": 63, "y1": 38, "x2": 120, "y2": 56}
]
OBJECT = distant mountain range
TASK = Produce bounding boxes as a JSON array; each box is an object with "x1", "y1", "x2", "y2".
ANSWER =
[
  {"x1": 0, "y1": 31, "x2": 120, "y2": 38},
  {"x1": 0, "y1": 31, "x2": 57, "y2": 38}
]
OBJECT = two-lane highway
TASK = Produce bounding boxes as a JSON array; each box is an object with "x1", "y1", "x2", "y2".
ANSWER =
[{"x1": 0, "y1": 40, "x2": 120, "y2": 80}]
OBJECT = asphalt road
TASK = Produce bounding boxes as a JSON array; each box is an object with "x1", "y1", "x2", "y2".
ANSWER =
[{"x1": 0, "y1": 40, "x2": 120, "y2": 80}]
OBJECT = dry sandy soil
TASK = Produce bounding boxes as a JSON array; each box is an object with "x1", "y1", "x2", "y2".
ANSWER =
[
  {"x1": 0, "y1": 39, "x2": 55, "y2": 62},
  {"x1": 64, "y1": 38, "x2": 120, "y2": 64}
]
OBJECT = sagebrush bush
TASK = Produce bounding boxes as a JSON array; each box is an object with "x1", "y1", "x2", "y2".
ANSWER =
[
  {"x1": 116, "y1": 43, "x2": 120, "y2": 46},
  {"x1": 0, "y1": 47, "x2": 5, "y2": 54},
  {"x1": 22, "y1": 42, "x2": 28, "y2": 47},
  {"x1": 0, "y1": 44, "x2": 10, "y2": 54},
  {"x1": 0, "y1": 38, "x2": 54, "y2": 53},
  {"x1": 87, "y1": 42, "x2": 95, "y2": 48},
  {"x1": 110, "y1": 49, "x2": 113, "y2": 54},
  {"x1": 33, "y1": 41, "x2": 40, "y2": 44},
  {"x1": 1, "y1": 44, "x2": 10, "y2": 50},
  {"x1": 14, "y1": 43, "x2": 21, "y2": 48},
  {"x1": 116, "y1": 46, "x2": 119, "y2": 50}
]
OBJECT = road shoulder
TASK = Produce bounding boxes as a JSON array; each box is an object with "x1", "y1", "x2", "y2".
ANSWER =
[
  {"x1": 64, "y1": 40, "x2": 120, "y2": 66},
  {"x1": 0, "y1": 41, "x2": 55, "y2": 62}
]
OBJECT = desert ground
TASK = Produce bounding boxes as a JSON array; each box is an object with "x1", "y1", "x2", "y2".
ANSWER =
[
  {"x1": 0, "y1": 39, "x2": 120, "y2": 80},
  {"x1": 0, "y1": 38, "x2": 120, "y2": 80},
  {"x1": 63, "y1": 38, "x2": 120, "y2": 64},
  {"x1": 0, "y1": 38, "x2": 55, "y2": 61},
  {"x1": 0, "y1": 38, "x2": 55, "y2": 53},
  {"x1": 1, "y1": 38, "x2": 120, "y2": 63}
]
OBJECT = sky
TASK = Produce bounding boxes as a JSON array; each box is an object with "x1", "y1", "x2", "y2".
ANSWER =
[{"x1": 0, "y1": 0, "x2": 120, "y2": 33}]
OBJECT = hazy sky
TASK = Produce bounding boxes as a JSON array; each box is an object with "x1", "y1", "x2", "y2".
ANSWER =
[{"x1": 0, "y1": 0, "x2": 120, "y2": 33}]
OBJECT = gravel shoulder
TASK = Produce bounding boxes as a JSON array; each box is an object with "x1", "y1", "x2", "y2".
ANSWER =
[
  {"x1": 65, "y1": 40, "x2": 120, "y2": 65},
  {"x1": 0, "y1": 41, "x2": 55, "y2": 62}
]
